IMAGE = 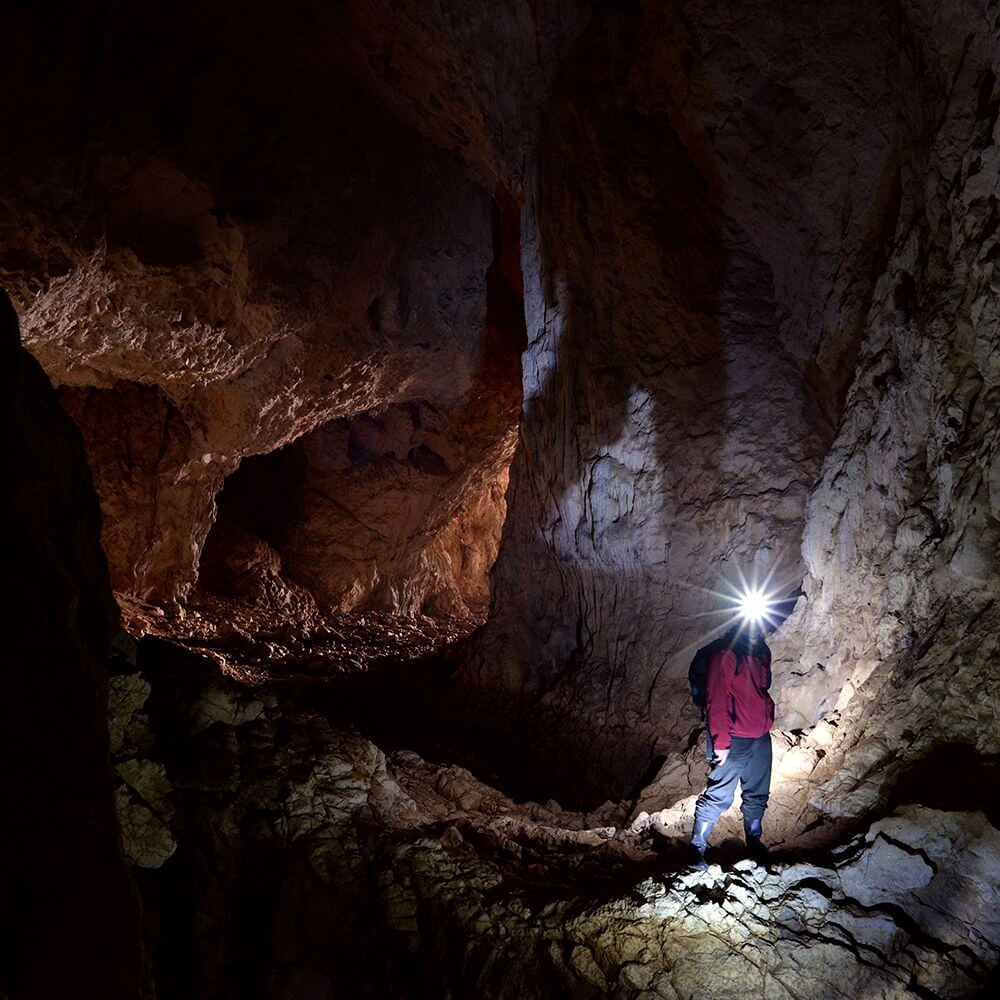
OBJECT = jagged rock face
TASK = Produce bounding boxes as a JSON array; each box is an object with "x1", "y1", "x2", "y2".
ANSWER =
[
  {"x1": 202, "y1": 402, "x2": 515, "y2": 618},
  {"x1": 11, "y1": 134, "x2": 495, "y2": 604},
  {"x1": 474, "y1": 0, "x2": 999, "y2": 800},
  {"x1": 773, "y1": 4, "x2": 1000, "y2": 731},
  {"x1": 0, "y1": 289, "x2": 150, "y2": 998},
  {"x1": 196, "y1": 188, "x2": 525, "y2": 619},
  {"x1": 2, "y1": 1, "x2": 529, "y2": 609}
]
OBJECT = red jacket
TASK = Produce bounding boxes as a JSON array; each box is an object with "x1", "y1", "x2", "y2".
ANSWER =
[{"x1": 705, "y1": 647, "x2": 775, "y2": 751}]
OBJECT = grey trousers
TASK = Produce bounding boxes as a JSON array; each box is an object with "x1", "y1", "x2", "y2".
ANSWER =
[{"x1": 693, "y1": 733, "x2": 772, "y2": 827}]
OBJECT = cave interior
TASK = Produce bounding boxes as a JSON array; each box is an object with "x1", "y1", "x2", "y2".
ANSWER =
[{"x1": 2, "y1": 1, "x2": 999, "y2": 998}]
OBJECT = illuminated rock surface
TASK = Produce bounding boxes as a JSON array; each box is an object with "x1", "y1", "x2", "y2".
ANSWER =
[
  {"x1": 2, "y1": 0, "x2": 999, "y2": 996},
  {"x1": 111, "y1": 647, "x2": 997, "y2": 998}
]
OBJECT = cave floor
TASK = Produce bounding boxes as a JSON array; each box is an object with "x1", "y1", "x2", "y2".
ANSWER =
[
  {"x1": 126, "y1": 624, "x2": 789, "y2": 900},
  {"x1": 114, "y1": 628, "x2": 999, "y2": 999},
  {"x1": 120, "y1": 598, "x2": 861, "y2": 872},
  {"x1": 104, "y1": 593, "x2": 1000, "y2": 998},
  {"x1": 122, "y1": 598, "x2": 617, "y2": 816},
  {"x1": 117, "y1": 598, "x2": 995, "y2": 889}
]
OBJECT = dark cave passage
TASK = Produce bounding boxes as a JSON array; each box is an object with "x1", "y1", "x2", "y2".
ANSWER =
[
  {"x1": 3, "y1": 1, "x2": 999, "y2": 998},
  {"x1": 207, "y1": 444, "x2": 308, "y2": 558}
]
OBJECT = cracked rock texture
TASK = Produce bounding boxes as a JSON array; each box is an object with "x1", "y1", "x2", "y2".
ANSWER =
[
  {"x1": 772, "y1": 2, "x2": 1000, "y2": 733},
  {"x1": 199, "y1": 350, "x2": 519, "y2": 620},
  {"x1": 115, "y1": 645, "x2": 998, "y2": 999}
]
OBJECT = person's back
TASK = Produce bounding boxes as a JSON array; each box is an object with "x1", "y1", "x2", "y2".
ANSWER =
[
  {"x1": 689, "y1": 624, "x2": 775, "y2": 867},
  {"x1": 704, "y1": 636, "x2": 774, "y2": 747}
]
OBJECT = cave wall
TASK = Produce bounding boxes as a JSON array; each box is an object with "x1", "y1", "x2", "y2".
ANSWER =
[
  {"x1": 0, "y1": 289, "x2": 150, "y2": 997},
  {"x1": 2, "y1": 0, "x2": 522, "y2": 606},
  {"x1": 3, "y1": 2, "x2": 999, "y2": 996},
  {"x1": 748, "y1": 0, "x2": 1000, "y2": 831},
  {"x1": 774, "y1": 1, "x2": 1000, "y2": 729},
  {"x1": 208, "y1": 401, "x2": 515, "y2": 619},
  {"x1": 473, "y1": 0, "x2": 908, "y2": 798},
  {"x1": 10, "y1": 124, "x2": 492, "y2": 603},
  {"x1": 4, "y1": 0, "x2": 996, "y2": 808}
]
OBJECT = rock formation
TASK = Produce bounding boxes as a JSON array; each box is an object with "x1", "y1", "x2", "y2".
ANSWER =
[
  {"x1": 2, "y1": 1, "x2": 524, "y2": 612},
  {"x1": 1, "y1": 288, "x2": 150, "y2": 998},
  {"x1": 109, "y1": 641, "x2": 998, "y2": 998},
  {"x1": 2, "y1": 0, "x2": 998, "y2": 997},
  {"x1": 475, "y1": 0, "x2": 937, "y2": 796}
]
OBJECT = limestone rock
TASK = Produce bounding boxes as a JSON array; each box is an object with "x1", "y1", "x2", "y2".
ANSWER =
[
  {"x1": 122, "y1": 641, "x2": 998, "y2": 998},
  {"x1": 109, "y1": 671, "x2": 177, "y2": 868},
  {"x1": 4, "y1": 90, "x2": 502, "y2": 606},
  {"x1": 471, "y1": 0, "x2": 909, "y2": 798}
]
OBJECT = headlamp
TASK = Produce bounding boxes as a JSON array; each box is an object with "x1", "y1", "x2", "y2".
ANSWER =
[{"x1": 737, "y1": 586, "x2": 773, "y2": 624}]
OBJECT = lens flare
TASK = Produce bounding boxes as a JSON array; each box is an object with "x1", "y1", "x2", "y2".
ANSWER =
[
  {"x1": 738, "y1": 586, "x2": 772, "y2": 623},
  {"x1": 683, "y1": 558, "x2": 797, "y2": 648}
]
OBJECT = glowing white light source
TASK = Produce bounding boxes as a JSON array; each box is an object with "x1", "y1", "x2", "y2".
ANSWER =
[{"x1": 738, "y1": 586, "x2": 772, "y2": 623}]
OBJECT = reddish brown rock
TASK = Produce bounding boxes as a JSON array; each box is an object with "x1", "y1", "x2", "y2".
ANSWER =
[{"x1": 2, "y1": 7, "x2": 511, "y2": 602}]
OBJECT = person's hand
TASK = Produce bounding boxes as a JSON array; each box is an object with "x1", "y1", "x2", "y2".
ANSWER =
[{"x1": 713, "y1": 748, "x2": 729, "y2": 767}]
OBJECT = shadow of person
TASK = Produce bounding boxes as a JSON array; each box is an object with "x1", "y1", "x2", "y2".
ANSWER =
[{"x1": 464, "y1": 1, "x2": 730, "y2": 807}]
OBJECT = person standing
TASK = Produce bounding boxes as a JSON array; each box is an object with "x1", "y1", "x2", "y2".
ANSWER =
[{"x1": 689, "y1": 623, "x2": 775, "y2": 867}]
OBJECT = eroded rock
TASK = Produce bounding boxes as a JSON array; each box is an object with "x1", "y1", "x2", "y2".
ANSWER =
[{"x1": 118, "y1": 642, "x2": 998, "y2": 998}]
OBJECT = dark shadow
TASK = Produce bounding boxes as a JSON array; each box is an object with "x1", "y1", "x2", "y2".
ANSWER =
[
  {"x1": 887, "y1": 743, "x2": 1000, "y2": 829},
  {"x1": 460, "y1": 0, "x2": 731, "y2": 806},
  {"x1": 209, "y1": 443, "x2": 309, "y2": 558}
]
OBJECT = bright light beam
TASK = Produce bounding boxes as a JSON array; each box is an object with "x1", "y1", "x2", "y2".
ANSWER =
[
  {"x1": 670, "y1": 554, "x2": 800, "y2": 654},
  {"x1": 738, "y1": 586, "x2": 773, "y2": 624}
]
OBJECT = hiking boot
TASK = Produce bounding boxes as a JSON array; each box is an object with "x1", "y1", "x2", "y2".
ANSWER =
[
  {"x1": 743, "y1": 817, "x2": 770, "y2": 864},
  {"x1": 687, "y1": 841, "x2": 709, "y2": 871},
  {"x1": 689, "y1": 818, "x2": 714, "y2": 871}
]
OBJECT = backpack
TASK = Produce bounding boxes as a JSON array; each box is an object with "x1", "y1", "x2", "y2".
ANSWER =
[{"x1": 688, "y1": 640, "x2": 716, "y2": 714}]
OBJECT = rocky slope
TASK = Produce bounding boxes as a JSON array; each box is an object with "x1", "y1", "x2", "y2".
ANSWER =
[{"x1": 111, "y1": 640, "x2": 998, "y2": 999}]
